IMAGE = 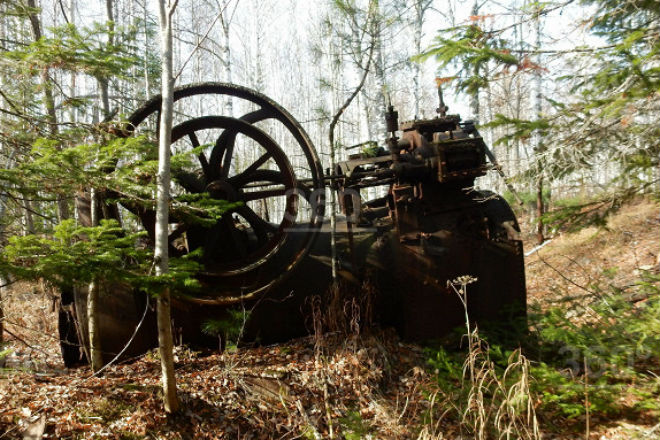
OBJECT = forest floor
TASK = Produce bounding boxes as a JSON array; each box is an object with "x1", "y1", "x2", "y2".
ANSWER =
[{"x1": 0, "y1": 198, "x2": 659, "y2": 439}]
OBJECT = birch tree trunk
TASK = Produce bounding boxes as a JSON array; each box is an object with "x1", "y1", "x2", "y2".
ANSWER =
[
  {"x1": 156, "y1": 0, "x2": 180, "y2": 414},
  {"x1": 412, "y1": 1, "x2": 432, "y2": 118},
  {"x1": 219, "y1": 0, "x2": 233, "y2": 116},
  {"x1": 469, "y1": 0, "x2": 481, "y2": 124},
  {"x1": 87, "y1": 193, "x2": 104, "y2": 372},
  {"x1": 99, "y1": 0, "x2": 114, "y2": 119},
  {"x1": 534, "y1": 8, "x2": 545, "y2": 245}
]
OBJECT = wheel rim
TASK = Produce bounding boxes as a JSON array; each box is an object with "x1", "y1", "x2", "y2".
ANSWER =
[{"x1": 121, "y1": 83, "x2": 325, "y2": 304}]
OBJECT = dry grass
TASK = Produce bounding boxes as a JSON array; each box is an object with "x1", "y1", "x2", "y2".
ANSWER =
[{"x1": 422, "y1": 277, "x2": 540, "y2": 440}]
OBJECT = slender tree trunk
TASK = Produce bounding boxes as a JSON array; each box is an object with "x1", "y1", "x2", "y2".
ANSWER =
[
  {"x1": 534, "y1": 7, "x2": 545, "y2": 245},
  {"x1": 410, "y1": 0, "x2": 434, "y2": 115},
  {"x1": 412, "y1": 1, "x2": 426, "y2": 118},
  {"x1": 143, "y1": 3, "x2": 151, "y2": 99},
  {"x1": 26, "y1": 0, "x2": 69, "y2": 222},
  {"x1": 99, "y1": 79, "x2": 111, "y2": 118},
  {"x1": 328, "y1": 41, "x2": 376, "y2": 282},
  {"x1": 86, "y1": 283, "x2": 103, "y2": 366},
  {"x1": 470, "y1": 0, "x2": 481, "y2": 124},
  {"x1": 326, "y1": 0, "x2": 379, "y2": 282},
  {"x1": 156, "y1": 0, "x2": 180, "y2": 414},
  {"x1": 86, "y1": 283, "x2": 103, "y2": 371},
  {"x1": 0, "y1": 154, "x2": 11, "y2": 352},
  {"x1": 536, "y1": 178, "x2": 544, "y2": 244},
  {"x1": 98, "y1": 0, "x2": 114, "y2": 119},
  {"x1": 18, "y1": 1, "x2": 44, "y2": 232},
  {"x1": 69, "y1": 0, "x2": 77, "y2": 124},
  {"x1": 219, "y1": 2, "x2": 233, "y2": 115},
  {"x1": 22, "y1": 196, "x2": 35, "y2": 236},
  {"x1": 86, "y1": 0, "x2": 116, "y2": 374},
  {"x1": 0, "y1": 288, "x2": 4, "y2": 356},
  {"x1": 86, "y1": 188, "x2": 104, "y2": 371}
]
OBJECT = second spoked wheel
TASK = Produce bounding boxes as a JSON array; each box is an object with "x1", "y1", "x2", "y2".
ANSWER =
[{"x1": 123, "y1": 83, "x2": 325, "y2": 304}]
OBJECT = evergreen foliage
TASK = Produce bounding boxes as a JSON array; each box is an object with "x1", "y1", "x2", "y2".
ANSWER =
[
  {"x1": 422, "y1": 0, "x2": 660, "y2": 229},
  {"x1": 425, "y1": 269, "x2": 660, "y2": 430},
  {"x1": 4, "y1": 23, "x2": 138, "y2": 81},
  {"x1": 0, "y1": 218, "x2": 205, "y2": 296}
]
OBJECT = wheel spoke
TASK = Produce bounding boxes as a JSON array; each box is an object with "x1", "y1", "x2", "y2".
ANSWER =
[
  {"x1": 239, "y1": 205, "x2": 277, "y2": 232},
  {"x1": 219, "y1": 132, "x2": 236, "y2": 179},
  {"x1": 222, "y1": 215, "x2": 248, "y2": 258},
  {"x1": 242, "y1": 188, "x2": 288, "y2": 202},
  {"x1": 188, "y1": 132, "x2": 210, "y2": 177},
  {"x1": 229, "y1": 169, "x2": 284, "y2": 188},
  {"x1": 139, "y1": 210, "x2": 156, "y2": 241},
  {"x1": 237, "y1": 205, "x2": 277, "y2": 243},
  {"x1": 208, "y1": 108, "x2": 273, "y2": 179},
  {"x1": 241, "y1": 152, "x2": 272, "y2": 178}
]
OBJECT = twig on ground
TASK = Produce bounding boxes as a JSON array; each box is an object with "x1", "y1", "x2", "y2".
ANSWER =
[
  {"x1": 536, "y1": 251, "x2": 602, "y2": 297},
  {"x1": 3, "y1": 327, "x2": 51, "y2": 358}
]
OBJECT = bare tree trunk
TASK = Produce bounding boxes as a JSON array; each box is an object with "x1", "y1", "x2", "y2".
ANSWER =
[
  {"x1": 534, "y1": 7, "x2": 545, "y2": 245},
  {"x1": 156, "y1": 0, "x2": 180, "y2": 414},
  {"x1": 328, "y1": 42, "x2": 377, "y2": 282},
  {"x1": 470, "y1": 0, "x2": 481, "y2": 124},
  {"x1": 143, "y1": 3, "x2": 151, "y2": 99},
  {"x1": 86, "y1": 187, "x2": 104, "y2": 371},
  {"x1": 0, "y1": 155, "x2": 10, "y2": 352},
  {"x1": 219, "y1": 0, "x2": 233, "y2": 115},
  {"x1": 536, "y1": 178, "x2": 544, "y2": 244},
  {"x1": 0, "y1": 289, "x2": 4, "y2": 356},
  {"x1": 514, "y1": 20, "x2": 523, "y2": 177},
  {"x1": 98, "y1": 0, "x2": 114, "y2": 119},
  {"x1": 412, "y1": 1, "x2": 432, "y2": 118},
  {"x1": 26, "y1": 0, "x2": 69, "y2": 222},
  {"x1": 85, "y1": 0, "x2": 116, "y2": 374},
  {"x1": 0, "y1": 41, "x2": 13, "y2": 350},
  {"x1": 0, "y1": 277, "x2": 4, "y2": 354},
  {"x1": 22, "y1": 196, "x2": 35, "y2": 236},
  {"x1": 86, "y1": 277, "x2": 103, "y2": 369},
  {"x1": 69, "y1": 0, "x2": 77, "y2": 124}
]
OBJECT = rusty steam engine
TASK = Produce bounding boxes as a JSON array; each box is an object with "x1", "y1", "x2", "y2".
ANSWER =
[{"x1": 59, "y1": 83, "x2": 526, "y2": 366}]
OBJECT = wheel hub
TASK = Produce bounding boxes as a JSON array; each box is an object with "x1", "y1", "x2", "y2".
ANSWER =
[
  {"x1": 119, "y1": 82, "x2": 325, "y2": 304},
  {"x1": 206, "y1": 179, "x2": 238, "y2": 202}
]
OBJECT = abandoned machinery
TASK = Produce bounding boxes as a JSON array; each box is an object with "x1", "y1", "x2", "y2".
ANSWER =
[{"x1": 58, "y1": 83, "x2": 526, "y2": 366}]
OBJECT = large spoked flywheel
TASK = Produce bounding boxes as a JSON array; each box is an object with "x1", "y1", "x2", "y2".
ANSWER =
[{"x1": 123, "y1": 83, "x2": 325, "y2": 304}]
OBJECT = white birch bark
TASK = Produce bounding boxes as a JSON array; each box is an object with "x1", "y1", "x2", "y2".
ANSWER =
[
  {"x1": 412, "y1": 0, "x2": 432, "y2": 118},
  {"x1": 87, "y1": 191, "x2": 104, "y2": 372},
  {"x1": 534, "y1": 9, "x2": 545, "y2": 245},
  {"x1": 156, "y1": 0, "x2": 180, "y2": 414}
]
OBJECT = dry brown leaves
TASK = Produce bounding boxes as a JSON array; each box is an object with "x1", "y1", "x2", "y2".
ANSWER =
[
  {"x1": 1, "y1": 331, "x2": 440, "y2": 439},
  {"x1": 525, "y1": 198, "x2": 659, "y2": 310}
]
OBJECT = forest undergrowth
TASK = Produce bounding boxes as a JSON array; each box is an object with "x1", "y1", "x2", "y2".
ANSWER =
[{"x1": 0, "y1": 198, "x2": 659, "y2": 439}]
